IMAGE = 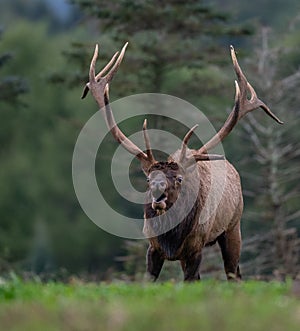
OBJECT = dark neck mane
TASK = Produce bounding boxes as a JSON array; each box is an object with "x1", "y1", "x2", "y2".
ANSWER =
[{"x1": 144, "y1": 167, "x2": 200, "y2": 259}]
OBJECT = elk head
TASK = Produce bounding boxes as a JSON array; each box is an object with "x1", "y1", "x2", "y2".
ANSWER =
[
  {"x1": 146, "y1": 162, "x2": 182, "y2": 213},
  {"x1": 82, "y1": 43, "x2": 282, "y2": 216}
]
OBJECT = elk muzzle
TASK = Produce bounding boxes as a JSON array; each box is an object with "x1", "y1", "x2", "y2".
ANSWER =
[{"x1": 148, "y1": 171, "x2": 168, "y2": 212}]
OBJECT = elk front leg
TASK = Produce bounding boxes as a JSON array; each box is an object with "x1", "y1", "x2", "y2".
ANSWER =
[
  {"x1": 146, "y1": 245, "x2": 164, "y2": 281},
  {"x1": 218, "y1": 223, "x2": 242, "y2": 280},
  {"x1": 180, "y1": 252, "x2": 202, "y2": 281}
]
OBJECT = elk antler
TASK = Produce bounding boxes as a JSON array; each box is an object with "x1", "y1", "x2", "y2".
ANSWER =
[
  {"x1": 196, "y1": 45, "x2": 283, "y2": 155},
  {"x1": 83, "y1": 43, "x2": 155, "y2": 172},
  {"x1": 179, "y1": 124, "x2": 199, "y2": 163},
  {"x1": 179, "y1": 124, "x2": 225, "y2": 166},
  {"x1": 143, "y1": 119, "x2": 156, "y2": 164}
]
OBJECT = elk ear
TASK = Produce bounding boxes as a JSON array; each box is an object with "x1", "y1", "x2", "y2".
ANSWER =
[{"x1": 184, "y1": 160, "x2": 197, "y2": 174}]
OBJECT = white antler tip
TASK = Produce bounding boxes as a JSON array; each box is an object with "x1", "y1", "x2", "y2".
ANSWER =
[
  {"x1": 143, "y1": 119, "x2": 147, "y2": 130},
  {"x1": 234, "y1": 80, "x2": 240, "y2": 100},
  {"x1": 122, "y1": 42, "x2": 129, "y2": 52}
]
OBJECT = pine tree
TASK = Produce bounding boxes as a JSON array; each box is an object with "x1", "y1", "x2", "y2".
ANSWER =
[{"x1": 0, "y1": 28, "x2": 28, "y2": 104}]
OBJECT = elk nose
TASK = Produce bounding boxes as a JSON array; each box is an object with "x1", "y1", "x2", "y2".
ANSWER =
[{"x1": 150, "y1": 181, "x2": 166, "y2": 199}]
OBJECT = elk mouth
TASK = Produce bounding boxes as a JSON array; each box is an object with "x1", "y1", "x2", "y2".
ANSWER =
[{"x1": 151, "y1": 193, "x2": 167, "y2": 212}]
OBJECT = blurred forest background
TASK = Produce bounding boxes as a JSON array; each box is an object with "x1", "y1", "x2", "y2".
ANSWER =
[{"x1": 0, "y1": 0, "x2": 299, "y2": 281}]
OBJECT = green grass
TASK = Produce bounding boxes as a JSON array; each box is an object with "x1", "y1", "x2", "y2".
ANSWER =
[{"x1": 0, "y1": 277, "x2": 299, "y2": 331}]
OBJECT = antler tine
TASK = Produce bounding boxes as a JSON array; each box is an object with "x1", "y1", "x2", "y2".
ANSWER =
[
  {"x1": 179, "y1": 124, "x2": 198, "y2": 162},
  {"x1": 81, "y1": 44, "x2": 100, "y2": 99},
  {"x1": 143, "y1": 119, "x2": 156, "y2": 163},
  {"x1": 81, "y1": 43, "x2": 99, "y2": 98},
  {"x1": 89, "y1": 44, "x2": 98, "y2": 83},
  {"x1": 184, "y1": 153, "x2": 225, "y2": 168},
  {"x1": 183, "y1": 124, "x2": 199, "y2": 146},
  {"x1": 105, "y1": 42, "x2": 128, "y2": 84},
  {"x1": 246, "y1": 81, "x2": 283, "y2": 124},
  {"x1": 196, "y1": 45, "x2": 282, "y2": 155},
  {"x1": 230, "y1": 45, "x2": 248, "y2": 102},
  {"x1": 81, "y1": 43, "x2": 128, "y2": 100},
  {"x1": 96, "y1": 51, "x2": 119, "y2": 80},
  {"x1": 82, "y1": 42, "x2": 156, "y2": 173},
  {"x1": 231, "y1": 45, "x2": 283, "y2": 124}
]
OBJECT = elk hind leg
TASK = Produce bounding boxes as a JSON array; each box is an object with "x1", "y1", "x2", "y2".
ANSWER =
[{"x1": 218, "y1": 223, "x2": 242, "y2": 280}]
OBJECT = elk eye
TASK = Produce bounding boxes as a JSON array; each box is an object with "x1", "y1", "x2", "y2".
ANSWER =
[
  {"x1": 146, "y1": 177, "x2": 150, "y2": 183},
  {"x1": 176, "y1": 176, "x2": 183, "y2": 183}
]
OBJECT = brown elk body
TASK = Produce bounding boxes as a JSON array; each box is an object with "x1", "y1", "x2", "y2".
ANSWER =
[
  {"x1": 82, "y1": 43, "x2": 282, "y2": 281},
  {"x1": 143, "y1": 158, "x2": 243, "y2": 281}
]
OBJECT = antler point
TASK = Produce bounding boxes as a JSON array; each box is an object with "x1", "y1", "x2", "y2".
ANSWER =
[
  {"x1": 234, "y1": 80, "x2": 241, "y2": 101},
  {"x1": 143, "y1": 119, "x2": 147, "y2": 130}
]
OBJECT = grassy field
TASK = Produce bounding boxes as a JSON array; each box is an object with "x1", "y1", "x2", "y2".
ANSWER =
[{"x1": 0, "y1": 277, "x2": 299, "y2": 331}]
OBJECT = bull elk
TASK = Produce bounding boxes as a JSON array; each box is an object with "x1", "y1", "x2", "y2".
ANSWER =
[{"x1": 82, "y1": 43, "x2": 282, "y2": 281}]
